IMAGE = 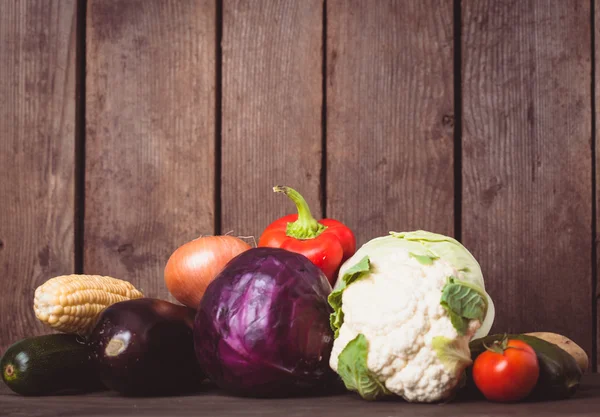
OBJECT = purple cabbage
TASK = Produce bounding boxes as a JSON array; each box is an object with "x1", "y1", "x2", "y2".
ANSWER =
[{"x1": 193, "y1": 247, "x2": 336, "y2": 397}]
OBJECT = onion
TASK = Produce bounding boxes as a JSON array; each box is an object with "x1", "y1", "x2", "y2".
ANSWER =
[{"x1": 164, "y1": 235, "x2": 252, "y2": 308}]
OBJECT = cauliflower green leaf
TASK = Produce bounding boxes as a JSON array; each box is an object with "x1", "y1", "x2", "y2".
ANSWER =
[
  {"x1": 432, "y1": 336, "x2": 473, "y2": 372},
  {"x1": 337, "y1": 333, "x2": 391, "y2": 401},
  {"x1": 390, "y1": 231, "x2": 483, "y2": 286},
  {"x1": 440, "y1": 277, "x2": 487, "y2": 335},
  {"x1": 328, "y1": 256, "x2": 371, "y2": 338},
  {"x1": 409, "y1": 252, "x2": 438, "y2": 265}
]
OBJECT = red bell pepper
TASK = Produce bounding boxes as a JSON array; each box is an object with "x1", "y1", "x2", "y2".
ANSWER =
[{"x1": 258, "y1": 186, "x2": 356, "y2": 285}]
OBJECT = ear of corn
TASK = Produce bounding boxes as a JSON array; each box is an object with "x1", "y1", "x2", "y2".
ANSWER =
[{"x1": 34, "y1": 274, "x2": 144, "y2": 334}]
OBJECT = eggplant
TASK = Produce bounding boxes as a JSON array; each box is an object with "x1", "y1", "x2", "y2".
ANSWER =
[{"x1": 89, "y1": 298, "x2": 204, "y2": 396}]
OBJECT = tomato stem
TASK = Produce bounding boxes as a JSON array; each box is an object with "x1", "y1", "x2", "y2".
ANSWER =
[
  {"x1": 483, "y1": 336, "x2": 530, "y2": 356},
  {"x1": 483, "y1": 340, "x2": 506, "y2": 355},
  {"x1": 273, "y1": 186, "x2": 327, "y2": 239}
]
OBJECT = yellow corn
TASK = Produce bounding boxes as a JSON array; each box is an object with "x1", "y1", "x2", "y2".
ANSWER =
[{"x1": 34, "y1": 274, "x2": 144, "y2": 334}]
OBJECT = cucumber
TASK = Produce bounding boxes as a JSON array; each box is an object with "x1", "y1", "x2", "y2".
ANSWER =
[
  {"x1": 469, "y1": 334, "x2": 582, "y2": 400},
  {"x1": 1, "y1": 334, "x2": 105, "y2": 396}
]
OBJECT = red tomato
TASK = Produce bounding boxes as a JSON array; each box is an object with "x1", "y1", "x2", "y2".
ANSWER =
[{"x1": 472, "y1": 338, "x2": 540, "y2": 402}]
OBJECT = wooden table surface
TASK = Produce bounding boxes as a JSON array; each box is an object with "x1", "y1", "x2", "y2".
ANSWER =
[{"x1": 1, "y1": 374, "x2": 599, "y2": 417}]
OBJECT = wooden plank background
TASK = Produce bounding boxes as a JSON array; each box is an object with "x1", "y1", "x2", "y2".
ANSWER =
[
  {"x1": 0, "y1": 0, "x2": 598, "y2": 371},
  {"x1": 462, "y1": 0, "x2": 593, "y2": 363},
  {"x1": 326, "y1": 0, "x2": 455, "y2": 244},
  {"x1": 221, "y1": 0, "x2": 323, "y2": 238},
  {"x1": 0, "y1": 0, "x2": 77, "y2": 353},
  {"x1": 85, "y1": 0, "x2": 216, "y2": 300}
]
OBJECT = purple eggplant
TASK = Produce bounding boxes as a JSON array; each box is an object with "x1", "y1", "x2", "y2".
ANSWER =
[{"x1": 89, "y1": 298, "x2": 204, "y2": 396}]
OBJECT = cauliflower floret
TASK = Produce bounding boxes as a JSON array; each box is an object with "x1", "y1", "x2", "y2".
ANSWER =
[{"x1": 330, "y1": 249, "x2": 480, "y2": 403}]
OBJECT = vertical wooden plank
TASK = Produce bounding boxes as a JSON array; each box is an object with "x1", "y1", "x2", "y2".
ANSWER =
[
  {"x1": 327, "y1": 0, "x2": 455, "y2": 246},
  {"x1": 221, "y1": 0, "x2": 323, "y2": 238},
  {"x1": 0, "y1": 0, "x2": 77, "y2": 352},
  {"x1": 596, "y1": 0, "x2": 600, "y2": 371},
  {"x1": 86, "y1": 0, "x2": 216, "y2": 299},
  {"x1": 463, "y1": 1, "x2": 592, "y2": 358}
]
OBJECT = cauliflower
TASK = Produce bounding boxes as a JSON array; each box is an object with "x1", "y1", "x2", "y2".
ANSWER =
[{"x1": 328, "y1": 231, "x2": 495, "y2": 403}]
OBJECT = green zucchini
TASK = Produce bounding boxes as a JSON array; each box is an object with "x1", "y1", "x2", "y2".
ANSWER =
[
  {"x1": 1, "y1": 334, "x2": 105, "y2": 396},
  {"x1": 469, "y1": 334, "x2": 582, "y2": 400}
]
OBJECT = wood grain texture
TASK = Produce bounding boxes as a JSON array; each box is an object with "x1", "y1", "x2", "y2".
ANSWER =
[
  {"x1": 221, "y1": 0, "x2": 323, "y2": 239},
  {"x1": 0, "y1": 0, "x2": 77, "y2": 353},
  {"x1": 2, "y1": 374, "x2": 600, "y2": 416},
  {"x1": 596, "y1": 0, "x2": 600, "y2": 373},
  {"x1": 326, "y1": 0, "x2": 455, "y2": 246},
  {"x1": 85, "y1": 0, "x2": 216, "y2": 299},
  {"x1": 462, "y1": 1, "x2": 593, "y2": 358}
]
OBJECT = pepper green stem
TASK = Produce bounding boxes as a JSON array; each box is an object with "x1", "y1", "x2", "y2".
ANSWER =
[{"x1": 273, "y1": 186, "x2": 327, "y2": 239}]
